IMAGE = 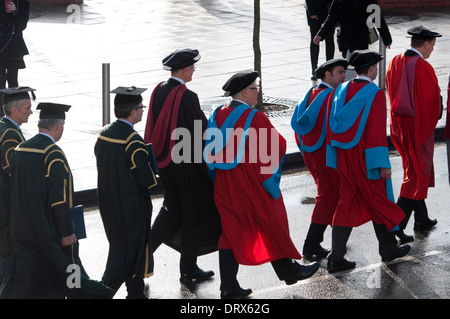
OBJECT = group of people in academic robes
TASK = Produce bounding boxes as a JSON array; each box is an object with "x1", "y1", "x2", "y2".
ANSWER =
[
  {"x1": 0, "y1": 88, "x2": 114, "y2": 298},
  {"x1": 0, "y1": 22, "x2": 445, "y2": 299},
  {"x1": 292, "y1": 25, "x2": 443, "y2": 273}
]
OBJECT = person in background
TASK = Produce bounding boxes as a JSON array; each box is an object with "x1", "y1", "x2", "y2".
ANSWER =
[
  {"x1": 386, "y1": 26, "x2": 442, "y2": 243},
  {"x1": 314, "y1": 0, "x2": 392, "y2": 80},
  {"x1": 291, "y1": 58, "x2": 347, "y2": 261},
  {"x1": 306, "y1": 0, "x2": 335, "y2": 80},
  {"x1": 0, "y1": 0, "x2": 30, "y2": 116}
]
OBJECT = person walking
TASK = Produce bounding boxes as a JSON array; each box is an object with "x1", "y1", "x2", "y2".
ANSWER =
[
  {"x1": 95, "y1": 86, "x2": 158, "y2": 299},
  {"x1": 325, "y1": 50, "x2": 410, "y2": 272},
  {"x1": 314, "y1": 0, "x2": 392, "y2": 80},
  {"x1": 291, "y1": 58, "x2": 347, "y2": 260},
  {"x1": 0, "y1": 87, "x2": 34, "y2": 277},
  {"x1": 0, "y1": 0, "x2": 30, "y2": 116},
  {"x1": 305, "y1": 0, "x2": 335, "y2": 80},
  {"x1": 205, "y1": 71, "x2": 320, "y2": 299},
  {"x1": 385, "y1": 26, "x2": 442, "y2": 242},
  {"x1": 144, "y1": 49, "x2": 221, "y2": 284},
  {"x1": 1, "y1": 102, "x2": 113, "y2": 299}
]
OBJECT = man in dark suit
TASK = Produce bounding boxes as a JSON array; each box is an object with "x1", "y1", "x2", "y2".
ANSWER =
[
  {"x1": 313, "y1": 0, "x2": 392, "y2": 79},
  {"x1": 306, "y1": 0, "x2": 335, "y2": 80}
]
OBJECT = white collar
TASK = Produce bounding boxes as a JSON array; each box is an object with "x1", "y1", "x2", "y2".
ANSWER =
[
  {"x1": 170, "y1": 76, "x2": 185, "y2": 84},
  {"x1": 117, "y1": 118, "x2": 134, "y2": 128},
  {"x1": 39, "y1": 132, "x2": 55, "y2": 143},
  {"x1": 4, "y1": 116, "x2": 21, "y2": 131},
  {"x1": 408, "y1": 47, "x2": 423, "y2": 59},
  {"x1": 320, "y1": 81, "x2": 334, "y2": 89},
  {"x1": 356, "y1": 75, "x2": 373, "y2": 83}
]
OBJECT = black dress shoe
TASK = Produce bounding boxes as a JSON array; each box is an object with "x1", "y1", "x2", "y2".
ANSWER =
[
  {"x1": 303, "y1": 246, "x2": 331, "y2": 261},
  {"x1": 180, "y1": 267, "x2": 215, "y2": 283},
  {"x1": 284, "y1": 262, "x2": 320, "y2": 285},
  {"x1": 394, "y1": 230, "x2": 414, "y2": 244},
  {"x1": 381, "y1": 244, "x2": 411, "y2": 262},
  {"x1": 220, "y1": 287, "x2": 252, "y2": 299},
  {"x1": 414, "y1": 218, "x2": 437, "y2": 230},
  {"x1": 327, "y1": 259, "x2": 356, "y2": 273}
]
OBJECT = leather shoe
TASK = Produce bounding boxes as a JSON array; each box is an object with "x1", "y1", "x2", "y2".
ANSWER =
[
  {"x1": 220, "y1": 287, "x2": 252, "y2": 299},
  {"x1": 284, "y1": 262, "x2": 320, "y2": 285},
  {"x1": 303, "y1": 246, "x2": 330, "y2": 261},
  {"x1": 327, "y1": 259, "x2": 356, "y2": 273},
  {"x1": 381, "y1": 244, "x2": 411, "y2": 262},
  {"x1": 394, "y1": 230, "x2": 414, "y2": 244},
  {"x1": 180, "y1": 267, "x2": 215, "y2": 283},
  {"x1": 414, "y1": 218, "x2": 437, "y2": 230}
]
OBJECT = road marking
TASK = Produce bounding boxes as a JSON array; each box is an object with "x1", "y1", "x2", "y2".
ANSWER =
[{"x1": 251, "y1": 250, "x2": 442, "y2": 296}]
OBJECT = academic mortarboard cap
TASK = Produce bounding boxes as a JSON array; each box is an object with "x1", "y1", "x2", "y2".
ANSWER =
[
  {"x1": 37, "y1": 102, "x2": 71, "y2": 120},
  {"x1": 314, "y1": 58, "x2": 349, "y2": 78},
  {"x1": 407, "y1": 25, "x2": 441, "y2": 39},
  {"x1": 348, "y1": 49, "x2": 383, "y2": 70},
  {"x1": 162, "y1": 49, "x2": 201, "y2": 71},
  {"x1": 111, "y1": 86, "x2": 147, "y2": 109},
  {"x1": 0, "y1": 86, "x2": 36, "y2": 104},
  {"x1": 222, "y1": 71, "x2": 259, "y2": 97}
]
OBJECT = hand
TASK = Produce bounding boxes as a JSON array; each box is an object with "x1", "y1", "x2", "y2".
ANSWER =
[
  {"x1": 61, "y1": 233, "x2": 78, "y2": 247},
  {"x1": 6, "y1": 2, "x2": 17, "y2": 13},
  {"x1": 313, "y1": 36, "x2": 322, "y2": 45},
  {"x1": 379, "y1": 168, "x2": 391, "y2": 179}
]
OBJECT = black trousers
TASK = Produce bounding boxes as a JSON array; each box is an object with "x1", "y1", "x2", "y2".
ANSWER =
[
  {"x1": 309, "y1": 22, "x2": 335, "y2": 74},
  {"x1": 328, "y1": 222, "x2": 398, "y2": 262},
  {"x1": 396, "y1": 196, "x2": 430, "y2": 229},
  {"x1": 218, "y1": 249, "x2": 299, "y2": 291}
]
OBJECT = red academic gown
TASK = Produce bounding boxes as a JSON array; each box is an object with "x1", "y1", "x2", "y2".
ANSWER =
[
  {"x1": 326, "y1": 80, "x2": 405, "y2": 231},
  {"x1": 206, "y1": 102, "x2": 302, "y2": 266},
  {"x1": 386, "y1": 52, "x2": 441, "y2": 200},
  {"x1": 292, "y1": 85, "x2": 339, "y2": 225}
]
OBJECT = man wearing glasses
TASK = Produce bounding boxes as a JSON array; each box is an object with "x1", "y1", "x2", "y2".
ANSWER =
[{"x1": 95, "y1": 86, "x2": 158, "y2": 299}]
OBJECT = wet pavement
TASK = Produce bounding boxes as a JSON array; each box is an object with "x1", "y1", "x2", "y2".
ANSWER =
[
  {"x1": 79, "y1": 143, "x2": 450, "y2": 301},
  {"x1": 12, "y1": 0, "x2": 450, "y2": 305}
]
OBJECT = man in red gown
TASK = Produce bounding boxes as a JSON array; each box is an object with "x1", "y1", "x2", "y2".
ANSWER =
[
  {"x1": 386, "y1": 26, "x2": 441, "y2": 243},
  {"x1": 326, "y1": 50, "x2": 410, "y2": 272},
  {"x1": 205, "y1": 71, "x2": 320, "y2": 298},
  {"x1": 291, "y1": 58, "x2": 347, "y2": 260}
]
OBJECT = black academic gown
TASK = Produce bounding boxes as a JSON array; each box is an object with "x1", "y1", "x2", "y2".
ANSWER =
[
  {"x1": 0, "y1": 117, "x2": 24, "y2": 260},
  {"x1": 95, "y1": 120, "x2": 157, "y2": 294},
  {"x1": 145, "y1": 78, "x2": 221, "y2": 272},
  {"x1": 0, "y1": 134, "x2": 113, "y2": 299}
]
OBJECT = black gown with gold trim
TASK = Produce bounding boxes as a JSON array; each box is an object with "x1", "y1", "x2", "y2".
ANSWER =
[
  {"x1": 0, "y1": 133, "x2": 113, "y2": 299},
  {"x1": 95, "y1": 120, "x2": 157, "y2": 294}
]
